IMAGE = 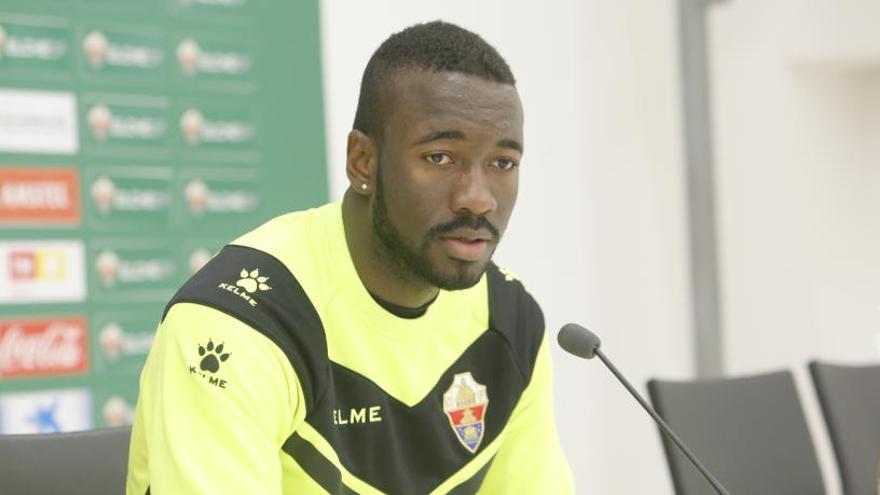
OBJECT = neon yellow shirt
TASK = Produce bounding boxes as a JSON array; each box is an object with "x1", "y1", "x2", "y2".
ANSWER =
[{"x1": 126, "y1": 202, "x2": 573, "y2": 494}]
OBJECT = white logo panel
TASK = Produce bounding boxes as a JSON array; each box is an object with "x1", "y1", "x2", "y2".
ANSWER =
[
  {"x1": 0, "y1": 89, "x2": 79, "y2": 154},
  {"x1": 0, "y1": 240, "x2": 87, "y2": 304},
  {"x1": 0, "y1": 388, "x2": 93, "y2": 434}
]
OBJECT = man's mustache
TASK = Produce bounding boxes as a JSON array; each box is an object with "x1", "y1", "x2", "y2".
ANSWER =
[{"x1": 428, "y1": 215, "x2": 500, "y2": 240}]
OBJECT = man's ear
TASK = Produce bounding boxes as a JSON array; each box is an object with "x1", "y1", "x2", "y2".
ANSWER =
[{"x1": 346, "y1": 130, "x2": 377, "y2": 195}]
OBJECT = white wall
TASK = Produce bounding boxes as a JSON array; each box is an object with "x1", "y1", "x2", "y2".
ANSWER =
[
  {"x1": 319, "y1": 1, "x2": 690, "y2": 493},
  {"x1": 320, "y1": 1, "x2": 880, "y2": 493},
  {"x1": 710, "y1": 1, "x2": 880, "y2": 494}
]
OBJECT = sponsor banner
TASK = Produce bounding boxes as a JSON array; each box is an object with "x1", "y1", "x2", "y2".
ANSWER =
[
  {"x1": 80, "y1": 94, "x2": 170, "y2": 154},
  {"x1": 175, "y1": 102, "x2": 258, "y2": 160},
  {"x1": 173, "y1": 32, "x2": 256, "y2": 87},
  {"x1": 88, "y1": 240, "x2": 179, "y2": 301},
  {"x1": 0, "y1": 388, "x2": 92, "y2": 434},
  {"x1": 77, "y1": 25, "x2": 165, "y2": 81},
  {"x1": 98, "y1": 393, "x2": 135, "y2": 428},
  {"x1": 92, "y1": 384, "x2": 137, "y2": 428},
  {"x1": 0, "y1": 15, "x2": 73, "y2": 75},
  {"x1": 0, "y1": 240, "x2": 86, "y2": 304},
  {"x1": 0, "y1": 89, "x2": 78, "y2": 155},
  {"x1": 0, "y1": 167, "x2": 81, "y2": 226},
  {"x1": 178, "y1": 171, "x2": 261, "y2": 223},
  {"x1": 78, "y1": 0, "x2": 159, "y2": 10},
  {"x1": 0, "y1": 316, "x2": 89, "y2": 379},
  {"x1": 168, "y1": 0, "x2": 256, "y2": 20},
  {"x1": 86, "y1": 166, "x2": 172, "y2": 228},
  {"x1": 92, "y1": 310, "x2": 155, "y2": 375}
]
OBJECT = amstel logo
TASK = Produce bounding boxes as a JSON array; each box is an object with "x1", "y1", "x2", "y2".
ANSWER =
[{"x1": 0, "y1": 167, "x2": 80, "y2": 225}]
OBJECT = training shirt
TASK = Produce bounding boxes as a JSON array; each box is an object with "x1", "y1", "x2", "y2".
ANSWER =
[{"x1": 126, "y1": 201, "x2": 573, "y2": 494}]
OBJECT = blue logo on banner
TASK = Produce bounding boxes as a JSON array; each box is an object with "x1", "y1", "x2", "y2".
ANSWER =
[{"x1": 28, "y1": 401, "x2": 61, "y2": 433}]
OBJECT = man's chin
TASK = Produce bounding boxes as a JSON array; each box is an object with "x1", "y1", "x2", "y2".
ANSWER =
[{"x1": 430, "y1": 258, "x2": 491, "y2": 291}]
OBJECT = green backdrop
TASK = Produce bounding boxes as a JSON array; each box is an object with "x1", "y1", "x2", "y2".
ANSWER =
[{"x1": 0, "y1": 0, "x2": 327, "y2": 432}]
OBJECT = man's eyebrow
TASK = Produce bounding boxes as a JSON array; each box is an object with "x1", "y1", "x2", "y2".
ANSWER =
[
  {"x1": 415, "y1": 130, "x2": 466, "y2": 144},
  {"x1": 497, "y1": 138, "x2": 523, "y2": 154},
  {"x1": 414, "y1": 130, "x2": 523, "y2": 153}
]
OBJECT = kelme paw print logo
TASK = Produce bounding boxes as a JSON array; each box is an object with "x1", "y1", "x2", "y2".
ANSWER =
[
  {"x1": 236, "y1": 268, "x2": 271, "y2": 293},
  {"x1": 198, "y1": 340, "x2": 230, "y2": 373}
]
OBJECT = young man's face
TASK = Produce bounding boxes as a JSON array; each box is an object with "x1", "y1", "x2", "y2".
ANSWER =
[{"x1": 371, "y1": 69, "x2": 523, "y2": 290}]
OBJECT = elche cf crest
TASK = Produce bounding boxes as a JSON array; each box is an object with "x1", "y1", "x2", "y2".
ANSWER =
[{"x1": 443, "y1": 372, "x2": 489, "y2": 453}]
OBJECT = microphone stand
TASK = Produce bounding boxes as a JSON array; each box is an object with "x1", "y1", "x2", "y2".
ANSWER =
[{"x1": 595, "y1": 348, "x2": 731, "y2": 495}]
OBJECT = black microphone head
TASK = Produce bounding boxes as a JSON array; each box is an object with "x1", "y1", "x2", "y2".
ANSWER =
[{"x1": 558, "y1": 323, "x2": 602, "y2": 359}]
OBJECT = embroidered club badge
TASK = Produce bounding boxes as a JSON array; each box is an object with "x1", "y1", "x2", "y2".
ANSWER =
[{"x1": 443, "y1": 372, "x2": 489, "y2": 453}]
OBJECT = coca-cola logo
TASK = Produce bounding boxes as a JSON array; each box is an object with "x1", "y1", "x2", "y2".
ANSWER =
[{"x1": 0, "y1": 317, "x2": 89, "y2": 378}]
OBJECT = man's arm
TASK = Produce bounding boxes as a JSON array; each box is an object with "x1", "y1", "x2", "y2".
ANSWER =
[
  {"x1": 127, "y1": 303, "x2": 304, "y2": 494},
  {"x1": 479, "y1": 335, "x2": 575, "y2": 493}
]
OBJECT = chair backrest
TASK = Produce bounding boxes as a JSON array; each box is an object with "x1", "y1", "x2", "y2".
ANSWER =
[
  {"x1": 0, "y1": 426, "x2": 131, "y2": 495},
  {"x1": 809, "y1": 360, "x2": 880, "y2": 495},
  {"x1": 647, "y1": 370, "x2": 825, "y2": 495}
]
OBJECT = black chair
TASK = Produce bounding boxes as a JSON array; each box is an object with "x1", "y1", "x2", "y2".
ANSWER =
[
  {"x1": 647, "y1": 370, "x2": 825, "y2": 495},
  {"x1": 809, "y1": 360, "x2": 880, "y2": 495},
  {"x1": 0, "y1": 426, "x2": 131, "y2": 495}
]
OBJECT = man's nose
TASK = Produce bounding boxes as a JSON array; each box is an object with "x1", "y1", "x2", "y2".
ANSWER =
[{"x1": 450, "y1": 164, "x2": 496, "y2": 217}]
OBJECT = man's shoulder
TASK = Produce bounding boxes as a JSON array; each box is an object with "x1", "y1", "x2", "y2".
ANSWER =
[
  {"x1": 164, "y1": 208, "x2": 334, "y2": 409},
  {"x1": 232, "y1": 202, "x2": 339, "y2": 258},
  {"x1": 484, "y1": 262, "x2": 545, "y2": 381},
  {"x1": 164, "y1": 243, "x2": 317, "y2": 329},
  {"x1": 163, "y1": 202, "x2": 342, "y2": 342},
  {"x1": 485, "y1": 262, "x2": 543, "y2": 321}
]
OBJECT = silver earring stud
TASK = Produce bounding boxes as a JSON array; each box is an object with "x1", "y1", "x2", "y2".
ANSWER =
[{"x1": 360, "y1": 183, "x2": 368, "y2": 191}]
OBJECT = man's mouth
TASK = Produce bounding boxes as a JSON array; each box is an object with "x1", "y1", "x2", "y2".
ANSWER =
[{"x1": 440, "y1": 236, "x2": 491, "y2": 261}]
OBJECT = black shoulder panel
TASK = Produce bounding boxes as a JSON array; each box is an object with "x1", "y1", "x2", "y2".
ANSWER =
[
  {"x1": 163, "y1": 244, "x2": 328, "y2": 411},
  {"x1": 485, "y1": 263, "x2": 545, "y2": 384}
]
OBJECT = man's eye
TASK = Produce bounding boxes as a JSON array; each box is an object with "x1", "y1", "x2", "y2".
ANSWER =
[
  {"x1": 493, "y1": 158, "x2": 519, "y2": 171},
  {"x1": 425, "y1": 152, "x2": 454, "y2": 166}
]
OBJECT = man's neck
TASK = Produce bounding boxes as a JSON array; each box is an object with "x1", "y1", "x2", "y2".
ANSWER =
[{"x1": 341, "y1": 190, "x2": 439, "y2": 309}]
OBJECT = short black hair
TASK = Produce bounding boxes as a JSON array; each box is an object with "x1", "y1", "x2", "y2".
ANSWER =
[{"x1": 352, "y1": 21, "x2": 516, "y2": 138}]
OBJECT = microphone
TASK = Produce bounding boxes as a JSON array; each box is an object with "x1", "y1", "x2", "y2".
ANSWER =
[{"x1": 557, "y1": 323, "x2": 730, "y2": 495}]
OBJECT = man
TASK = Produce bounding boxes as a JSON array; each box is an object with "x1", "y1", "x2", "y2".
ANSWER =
[{"x1": 127, "y1": 21, "x2": 573, "y2": 494}]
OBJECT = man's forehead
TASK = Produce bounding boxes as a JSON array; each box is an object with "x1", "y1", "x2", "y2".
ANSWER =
[
  {"x1": 381, "y1": 68, "x2": 523, "y2": 134},
  {"x1": 385, "y1": 68, "x2": 519, "y2": 105}
]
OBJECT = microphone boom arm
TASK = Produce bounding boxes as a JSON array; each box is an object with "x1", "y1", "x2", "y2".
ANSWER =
[{"x1": 594, "y1": 348, "x2": 730, "y2": 495}]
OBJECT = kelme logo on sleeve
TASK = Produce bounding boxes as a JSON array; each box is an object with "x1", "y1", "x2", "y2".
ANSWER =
[
  {"x1": 188, "y1": 339, "x2": 230, "y2": 389},
  {"x1": 198, "y1": 340, "x2": 229, "y2": 372},
  {"x1": 217, "y1": 268, "x2": 270, "y2": 307},
  {"x1": 443, "y1": 372, "x2": 489, "y2": 454}
]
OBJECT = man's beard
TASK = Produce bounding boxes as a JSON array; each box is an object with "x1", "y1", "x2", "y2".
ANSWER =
[{"x1": 371, "y1": 167, "x2": 500, "y2": 291}]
